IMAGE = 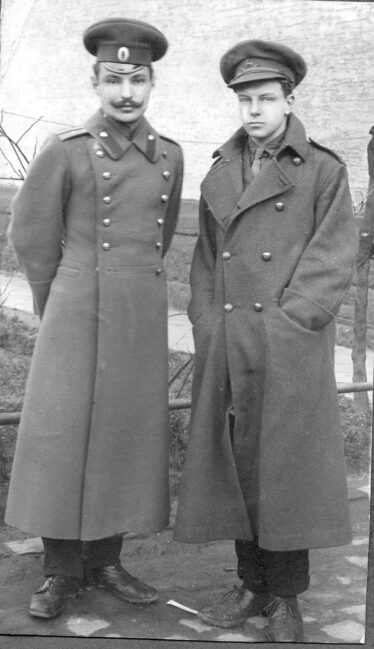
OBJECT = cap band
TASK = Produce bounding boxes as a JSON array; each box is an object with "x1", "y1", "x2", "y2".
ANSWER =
[
  {"x1": 229, "y1": 57, "x2": 295, "y2": 87},
  {"x1": 96, "y1": 42, "x2": 152, "y2": 65},
  {"x1": 101, "y1": 62, "x2": 147, "y2": 75}
]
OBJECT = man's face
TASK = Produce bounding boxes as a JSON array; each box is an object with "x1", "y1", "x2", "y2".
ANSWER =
[
  {"x1": 93, "y1": 64, "x2": 153, "y2": 123},
  {"x1": 236, "y1": 79, "x2": 294, "y2": 143}
]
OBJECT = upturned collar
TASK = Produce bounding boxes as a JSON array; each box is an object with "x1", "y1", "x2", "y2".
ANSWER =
[{"x1": 213, "y1": 113, "x2": 309, "y2": 163}]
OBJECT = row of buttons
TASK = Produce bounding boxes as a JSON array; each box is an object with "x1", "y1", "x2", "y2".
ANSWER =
[
  {"x1": 224, "y1": 303, "x2": 263, "y2": 313},
  {"x1": 222, "y1": 251, "x2": 272, "y2": 261}
]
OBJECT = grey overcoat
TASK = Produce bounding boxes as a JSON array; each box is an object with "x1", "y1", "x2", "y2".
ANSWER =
[
  {"x1": 174, "y1": 113, "x2": 356, "y2": 551},
  {"x1": 5, "y1": 111, "x2": 183, "y2": 540}
]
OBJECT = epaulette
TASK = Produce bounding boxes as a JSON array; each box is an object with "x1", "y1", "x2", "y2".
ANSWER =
[
  {"x1": 58, "y1": 127, "x2": 89, "y2": 142},
  {"x1": 159, "y1": 133, "x2": 181, "y2": 148},
  {"x1": 308, "y1": 137, "x2": 345, "y2": 164}
]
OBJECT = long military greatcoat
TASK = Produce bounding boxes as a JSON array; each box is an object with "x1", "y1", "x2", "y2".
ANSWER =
[
  {"x1": 174, "y1": 113, "x2": 356, "y2": 551},
  {"x1": 5, "y1": 110, "x2": 183, "y2": 540}
]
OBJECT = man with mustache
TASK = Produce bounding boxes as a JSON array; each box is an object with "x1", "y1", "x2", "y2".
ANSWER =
[
  {"x1": 5, "y1": 18, "x2": 183, "y2": 619},
  {"x1": 174, "y1": 40, "x2": 356, "y2": 641}
]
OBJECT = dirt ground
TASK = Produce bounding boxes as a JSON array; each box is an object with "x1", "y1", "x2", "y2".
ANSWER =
[{"x1": 0, "y1": 476, "x2": 370, "y2": 644}]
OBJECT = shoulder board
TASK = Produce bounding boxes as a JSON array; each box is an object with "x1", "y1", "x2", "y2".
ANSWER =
[
  {"x1": 58, "y1": 127, "x2": 88, "y2": 142},
  {"x1": 212, "y1": 148, "x2": 222, "y2": 159},
  {"x1": 308, "y1": 137, "x2": 345, "y2": 164},
  {"x1": 159, "y1": 133, "x2": 181, "y2": 148}
]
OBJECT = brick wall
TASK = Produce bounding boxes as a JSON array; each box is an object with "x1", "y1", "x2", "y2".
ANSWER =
[{"x1": 1, "y1": 0, "x2": 373, "y2": 201}]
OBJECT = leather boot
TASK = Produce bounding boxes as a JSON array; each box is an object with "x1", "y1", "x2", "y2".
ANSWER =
[
  {"x1": 198, "y1": 584, "x2": 270, "y2": 628},
  {"x1": 29, "y1": 575, "x2": 81, "y2": 618},
  {"x1": 264, "y1": 594, "x2": 304, "y2": 641},
  {"x1": 92, "y1": 563, "x2": 158, "y2": 603}
]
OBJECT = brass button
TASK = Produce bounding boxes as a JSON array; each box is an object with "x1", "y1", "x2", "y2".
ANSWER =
[
  {"x1": 262, "y1": 252, "x2": 271, "y2": 261},
  {"x1": 102, "y1": 242, "x2": 111, "y2": 250},
  {"x1": 162, "y1": 151, "x2": 168, "y2": 158},
  {"x1": 99, "y1": 130, "x2": 108, "y2": 138},
  {"x1": 253, "y1": 302, "x2": 263, "y2": 312},
  {"x1": 293, "y1": 157, "x2": 302, "y2": 165},
  {"x1": 162, "y1": 170, "x2": 170, "y2": 180},
  {"x1": 148, "y1": 134, "x2": 155, "y2": 141},
  {"x1": 155, "y1": 268, "x2": 163, "y2": 275},
  {"x1": 102, "y1": 218, "x2": 111, "y2": 226},
  {"x1": 224, "y1": 303, "x2": 233, "y2": 313},
  {"x1": 156, "y1": 241, "x2": 162, "y2": 249},
  {"x1": 157, "y1": 218, "x2": 165, "y2": 226},
  {"x1": 102, "y1": 171, "x2": 111, "y2": 179},
  {"x1": 161, "y1": 194, "x2": 169, "y2": 203},
  {"x1": 96, "y1": 150, "x2": 104, "y2": 157},
  {"x1": 275, "y1": 202, "x2": 284, "y2": 211},
  {"x1": 103, "y1": 196, "x2": 111, "y2": 204},
  {"x1": 222, "y1": 251, "x2": 231, "y2": 260}
]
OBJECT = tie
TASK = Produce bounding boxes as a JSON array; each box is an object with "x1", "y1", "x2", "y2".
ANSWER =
[{"x1": 251, "y1": 146, "x2": 269, "y2": 176}]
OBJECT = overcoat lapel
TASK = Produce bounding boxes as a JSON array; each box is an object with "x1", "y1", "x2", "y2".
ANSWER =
[
  {"x1": 201, "y1": 154, "x2": 243, "y2": 230},
  {"x1": 227, "y1": 158, "x2": 295, "y2": 227}
]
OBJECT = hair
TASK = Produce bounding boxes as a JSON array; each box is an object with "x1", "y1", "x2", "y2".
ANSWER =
[
  {"x1": 234, "y1": 77, "x2": 294, "y2": 97},
  {"x1": 93, "y1": 62, "x2": 154, "y2": 79}
]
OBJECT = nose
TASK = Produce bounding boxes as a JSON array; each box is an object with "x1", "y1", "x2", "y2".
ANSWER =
[
  {"x1": 250, "y1": 99, "x2": 260, "y2": 116},
  {"x1": 120, "y1": 79, "x2": 133, "y2": 99}
]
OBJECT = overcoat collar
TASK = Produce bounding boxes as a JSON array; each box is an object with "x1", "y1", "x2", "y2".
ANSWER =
[
  {"x1": 85, "y1": 110, "x2": 161, "y2": 162},
  {"x1": 201, "y1": 113, "x2": 310, "y2": 230}
]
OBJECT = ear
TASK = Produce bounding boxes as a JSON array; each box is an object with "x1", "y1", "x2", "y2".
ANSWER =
[
  {"x1": 285, "y1": 93, "x2": 295, "y2": 115},
  {"x1": 91, "y1": 76, "x2": 99, "y2": 94}
]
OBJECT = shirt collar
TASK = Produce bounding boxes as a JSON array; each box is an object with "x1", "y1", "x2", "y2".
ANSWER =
[{"x1": 214, "y1": 113, "x2": 309, "y2": 162}]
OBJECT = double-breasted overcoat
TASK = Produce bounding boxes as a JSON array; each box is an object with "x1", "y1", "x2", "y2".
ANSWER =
[
  {"x1": 174, "y1": 113, "x2": 356, "y2": 551},
  {"x1": 5, "y1": 110, "x2": 183, "y2": 540}
]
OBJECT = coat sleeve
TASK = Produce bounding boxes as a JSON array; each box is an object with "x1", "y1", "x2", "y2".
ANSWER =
[
  {"x1": 162, "y1": 145, "x2": 184, "y2": 256},
  {"x1": 278, "y1": 162, "x2": 357, "y2": 330},
  {"x1": 187, "y1": 196, "x2": 217, "y2": 324},
  {"x1": 7, "y1": 135, "x2": 70, "y2": 317}
]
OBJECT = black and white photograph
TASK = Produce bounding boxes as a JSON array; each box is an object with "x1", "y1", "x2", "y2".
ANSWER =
[{"x1": 0, "y1": 0, "x2": 372, "y2": 645}]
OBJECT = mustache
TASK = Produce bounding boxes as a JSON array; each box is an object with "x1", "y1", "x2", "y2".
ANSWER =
[{"x1": 111, "y1": 98, "x2": 143, "y2": 109}]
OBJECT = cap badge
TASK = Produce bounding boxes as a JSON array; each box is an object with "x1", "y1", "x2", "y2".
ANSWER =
[{"x1": 117, "y1": 47, "x2": 130, "y2": 62}]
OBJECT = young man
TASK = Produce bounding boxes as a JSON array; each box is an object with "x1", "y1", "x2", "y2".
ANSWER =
[
  {"x1": 5, "y1": 18, "x2": 183, "y2": 618},
  {"x1": 174, "y1": 40, "x2": 356, "y2": 642}
]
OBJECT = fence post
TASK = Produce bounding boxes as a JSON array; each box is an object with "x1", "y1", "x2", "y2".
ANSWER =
[{"x1": 352, "y1": 126, "x2": 374, "y2": 413}]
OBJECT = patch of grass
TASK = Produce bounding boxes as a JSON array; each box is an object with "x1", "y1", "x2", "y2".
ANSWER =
[{"x1": 339, "y1": 395, "x2": 372, "y2": 475}]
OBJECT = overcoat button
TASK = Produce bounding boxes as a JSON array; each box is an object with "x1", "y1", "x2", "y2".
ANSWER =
[
  {"x1": 148, "y1": 134, "x2": 155, "y2": 141},
  {"x1": 253, "y1": 303, "x2": 263, "y2": 312},
  {"x1": 224, "y1": 303, "x2": 233, "y2": 313},
  {"x1": 102, "y1": 242, "x2": 111, "y2": 250},
  {"x1": 161, "y1": 194, "x2": 169, "y2": 202},
  {"x1": 222, "y1": 251, "x2": 231, "y2": 260},
  {"x1": 293, "y1": 157, "x2": 302, "y2": 165},
  {"x1": 103, "y1": 196, "x2": 111, "y2": 204},
  {"x1": 157, "y1": 218, "x2": 164, "y2": 226},
  {"x1": 162, "y1": 151, "x2": 168, "y2": 158},
  {"x1": 96, "y1": 150, "x2": 104, "y2": 157},
  {"x1": 156, "y1": 241, "x2": 162, "y2": 249},
  {"x1": 162, "y1": 170, "x2": 171, "y2": 179},
  {"x1": 99, "y1": 130, "x2": 108, "y2": 138},
  {"x1": 262, "y1": 252, "x2": 271, "y2": 261},
  {"x1": 155, "y1": 268, "x2": 163, "y2": 275},
  {"x1": 102, "y1": 218, "x2": 111, "y2": 226},
  {"x1": 275, "y1": 202, "x2": 284, "y2": 211},
  {"x1": 102, "y1": 171, "x2": 111, "y2": 179}
]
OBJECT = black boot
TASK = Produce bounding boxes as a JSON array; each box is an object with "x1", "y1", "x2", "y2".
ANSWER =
[{"x1": 29, "y1": 575, "x2": 81, "y2": 619}]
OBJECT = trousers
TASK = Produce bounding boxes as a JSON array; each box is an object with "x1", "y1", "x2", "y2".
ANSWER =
[
  {"x1": 236, "y1": 539, "x2": 310, "y2": 597},
  {"x1": 42, "y1": 535, "x2": 123, "y2": 580}
]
